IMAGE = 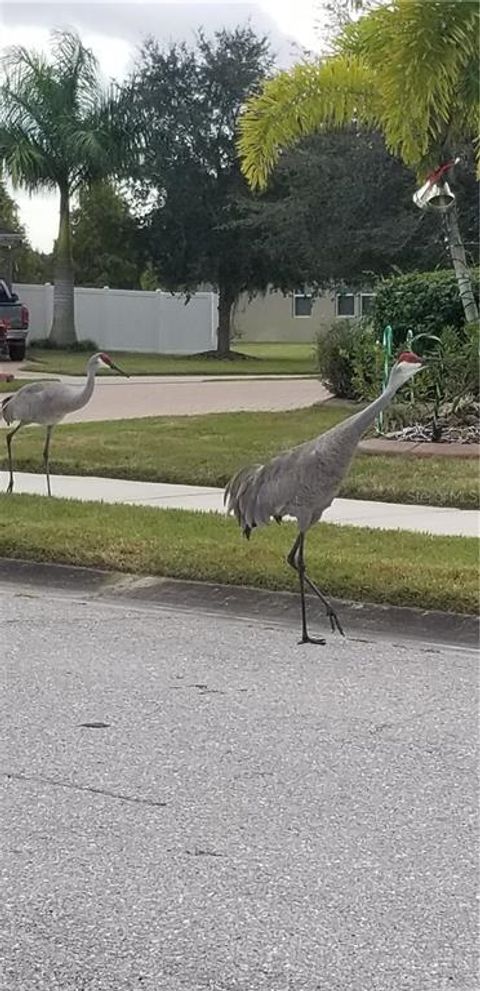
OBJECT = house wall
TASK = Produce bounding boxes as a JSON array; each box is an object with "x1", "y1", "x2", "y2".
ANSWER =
[
  {"x1": 14, "y1": 283, "x2": 218, "y2": 354},
  {"x1": 232, "y1": 290, "x2": 337, "y2": 343},
  {"x1": 14, "y1": 282, "x2": 374, "y2": 350}
]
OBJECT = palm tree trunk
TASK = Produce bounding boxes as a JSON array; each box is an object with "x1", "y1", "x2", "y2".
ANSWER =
[
  {"x1": 49, "y1": 186, "x2": 76, "y2": 346},
  {"x1": 216, "y1": 285, "x2": 235, "y2": 357},
  {"x1": 443, "y1": 203, "x2": 479, "y2": 324}
]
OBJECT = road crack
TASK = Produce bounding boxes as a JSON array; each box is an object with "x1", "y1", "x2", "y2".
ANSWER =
[{"x1": 4, "y1": 771, "x2": 167, "y2": 809}]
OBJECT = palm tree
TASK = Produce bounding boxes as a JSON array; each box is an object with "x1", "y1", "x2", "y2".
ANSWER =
[
  {"x1": 0, "y1": 30, "x2": 137, "y2": 345},
  {"x1": 239, "y1": 0, "x2": 479, "y2": 323}
]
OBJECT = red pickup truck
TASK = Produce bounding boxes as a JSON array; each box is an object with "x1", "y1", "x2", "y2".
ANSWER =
[{"x1": 0, "y1": 278, "x2": 29, "y2": 361}]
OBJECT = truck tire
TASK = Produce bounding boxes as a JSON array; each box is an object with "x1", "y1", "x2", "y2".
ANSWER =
[{"x1": 8, "y1": 341, "x2": 26, "y2": 362}]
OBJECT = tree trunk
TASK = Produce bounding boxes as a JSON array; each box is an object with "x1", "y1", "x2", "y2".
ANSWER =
[
  {"x1": 443, "y1": 203, "x2": 479, "y2": 324},
  {"x1": 49, "y1": 186, "x2": 76, "y2": 346},
  {"x1": 216, "y1": 285, "x2": 235, "y2": 357}
]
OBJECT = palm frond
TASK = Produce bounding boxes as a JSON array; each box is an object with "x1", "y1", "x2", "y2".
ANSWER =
[
  {"x1": 51, "y1": 29, "x2": 100, "y2": 119},
  {"x1": 0, "y1": 29, "x2": 139, "y2": 196},
  {"x1": 0, "y1": 125, "x2": 56, "y2": 191},
  {"x1": 340, "y1": 0, "x2": 480, "y2": 168},
  {"x1": 238, "y1": 56, "x2": 378, "y2": 188},
  {"x1": 239, "y1": 0, "x2": 479, "y2": 186}
]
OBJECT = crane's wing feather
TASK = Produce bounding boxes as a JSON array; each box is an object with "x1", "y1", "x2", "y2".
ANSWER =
[
  {"x1": 2, "y1": 380, "x2": 81, "y2": 424},
  {"x1": 225, "y1": 442, "x2": 319, "y2": 535}
]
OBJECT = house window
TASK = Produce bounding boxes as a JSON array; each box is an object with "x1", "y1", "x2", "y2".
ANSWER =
[
  {"x1": 336, "y1": 293, "x2": 355, "y2": 317},
  {"x1": 360, "y1": 293, "x2": 376, "y2": 318},
  {"x1": 293, "y1": 289, "x2": 313, "y2": 318}
]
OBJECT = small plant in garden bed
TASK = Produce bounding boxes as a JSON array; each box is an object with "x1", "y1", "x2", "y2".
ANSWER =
[
  {"x1": 316, "y1": 317, "x2": 480, "y2": 444},
  {"x1": 393, "y1": 324, "x2": 480, "y2": 443},
  {"x1": 384, "y1": 398, "x2": 480, "y2": 444}
]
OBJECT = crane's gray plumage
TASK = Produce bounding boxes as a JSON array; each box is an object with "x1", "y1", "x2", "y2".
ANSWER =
[
  {"x1": 225, "y1": 352, "x2": 425, "y2": 644},
  {"x1": 2, "y1": 351, "x2": 127, "y2": 496}
]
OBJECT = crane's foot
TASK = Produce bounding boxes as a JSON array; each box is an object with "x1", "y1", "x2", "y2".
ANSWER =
[
  {"x1": 327, "y1": 608, "x2": 345, "y2": 637},
  {"x1": 6, "y1": 481, "x2": 13, "y2": 494},
  {"x1": 298, "y1": 635, "x2": 326, "y2": 646}
]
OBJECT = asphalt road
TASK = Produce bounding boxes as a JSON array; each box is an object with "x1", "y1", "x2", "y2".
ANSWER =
[{"x1": 1, "y1": 586, "x2": 478, "y2": 991}]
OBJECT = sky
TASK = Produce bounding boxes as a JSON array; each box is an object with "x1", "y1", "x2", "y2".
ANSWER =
[{"x1": 0, "y1": 0, "x2": 324, "y2": 252}]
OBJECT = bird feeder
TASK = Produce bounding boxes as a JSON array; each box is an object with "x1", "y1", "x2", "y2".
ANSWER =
[{"x1": 413, "y1": 158, "x2": 459, "y2": 212}]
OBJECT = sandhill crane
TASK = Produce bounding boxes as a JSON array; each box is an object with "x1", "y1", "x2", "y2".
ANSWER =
[
  {"x1": 225, "y1": 351, "x2": 425, "y2": 645},
  {"x1": 2, "y1": 352, "x2": 128, "y2": 496}
]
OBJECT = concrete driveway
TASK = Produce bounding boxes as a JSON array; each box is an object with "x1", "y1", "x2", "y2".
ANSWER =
[
  {"x1": 1, "y1": 578, "x2": 478, "y2": 991},
  {"x1": 0, "y1": 363, "x2": 328, "y2": 420}
]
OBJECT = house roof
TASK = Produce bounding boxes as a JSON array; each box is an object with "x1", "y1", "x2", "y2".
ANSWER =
[{"x1": 0, "y1": 229, "x2": 23, "y2": 246}]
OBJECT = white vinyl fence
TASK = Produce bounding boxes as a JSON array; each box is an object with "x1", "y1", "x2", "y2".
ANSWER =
[{"x1": 14, "y1": 283, "x2": 218, "y2": 354}]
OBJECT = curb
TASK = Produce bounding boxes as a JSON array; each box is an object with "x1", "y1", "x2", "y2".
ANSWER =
[{"x1": 1, "y1": 557, "x2": 478, "y2": 649}]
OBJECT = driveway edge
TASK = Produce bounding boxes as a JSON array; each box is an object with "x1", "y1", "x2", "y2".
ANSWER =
[{"x1": 1, "y1": 557, "x2": 478, "y2": 649}]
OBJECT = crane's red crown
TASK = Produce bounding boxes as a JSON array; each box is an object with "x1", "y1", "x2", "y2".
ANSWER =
[
  {"x1": 397, "y1": 351, "x2": 423, "y2": 364},
  {"x1": 99, "y1": 352, "x2": 113, "y2": 366}
]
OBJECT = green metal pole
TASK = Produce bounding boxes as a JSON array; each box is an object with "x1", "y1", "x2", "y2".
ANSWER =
[
  {"x1": 376, "y1": 324, "x2": 393, "y2": 434},
  {"x1": 406, "y1": 329, "x2": 414, "y2": 403}
]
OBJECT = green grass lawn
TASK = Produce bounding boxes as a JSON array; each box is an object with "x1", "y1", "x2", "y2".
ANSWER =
[
  {"x1": 0, "y1": 494, "x2": 477, "y2": 614},
  {"x1": 24, "y1": 343, "x2": 316, "y2": 377},
  {"x1": 0, "y1": 378, "x2": 57, "y2": 394},
  {"x1": 2, "y1": 406, "x2": 478, "y2": 508}
]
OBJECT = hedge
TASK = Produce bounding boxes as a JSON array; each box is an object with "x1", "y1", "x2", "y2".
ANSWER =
[{"x1": 372, "y1": 267, "x2": 479, "y2": 341}]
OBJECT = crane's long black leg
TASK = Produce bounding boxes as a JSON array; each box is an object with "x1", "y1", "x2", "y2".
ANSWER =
[
  {"x1": 43, "y1": 426, "x2": 53, "y2": 497},
  {"x1": 287, "y1": 532, "x2": 326, "y2": 646},
  {"x1": 5, "y1": 422, "x2": 23, "y2": 494},
  {"x1": 302, "y1": 572, "x2": 345, "y2": 637},
  {"x1": 301, "y1": 553, "x2": 345, "y2": 637}
]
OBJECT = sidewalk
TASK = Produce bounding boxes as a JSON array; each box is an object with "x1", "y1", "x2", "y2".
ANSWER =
[{"x1": 1, "y1": 471, "x2": 478, "y2": 537}]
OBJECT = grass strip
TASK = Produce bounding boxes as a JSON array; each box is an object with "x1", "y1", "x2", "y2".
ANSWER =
[
  {"x1": 0, "y1": 494, "x2": 477, "y2": 614},
  {"x1": 24, "y1": 343, "x2": 316, "y2": 377},
  {"x1": 2, "y1": 407, "x2": 478, "y2": 509}
]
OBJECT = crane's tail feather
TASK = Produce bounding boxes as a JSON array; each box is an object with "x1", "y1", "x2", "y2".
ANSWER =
[{"x1": 224, "y1": 463, "x2": 264, "y2": 535}]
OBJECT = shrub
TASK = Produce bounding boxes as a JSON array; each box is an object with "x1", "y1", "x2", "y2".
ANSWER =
[
  {"x1": 28, "y1": 337, "x2": 98, "y2": 352},
  {"x1": 67, "y1": 338, "x2": 99, "y2": 353},
  {"x1": 315, "y1": 320, "x2": 382, "y2": 400},
  {"x1": 372, "y1": 267, "x2": 480, "y2": 342}
]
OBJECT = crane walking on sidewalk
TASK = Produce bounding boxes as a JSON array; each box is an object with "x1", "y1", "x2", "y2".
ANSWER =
[
  {"x1": 225, "y1": 352, "x2": 425, "y2": 645},
  {"x1": 2, "y1": 351, "x2": 128, "y2": 496}
]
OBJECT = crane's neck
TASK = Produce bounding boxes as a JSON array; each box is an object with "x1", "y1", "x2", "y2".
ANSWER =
[
  {"x1": 67, "y1": 357, "x2": 98, "y2": 411},
  {"x1": 315, "y1": 377, "x2": 401, "y2": 470},
  {"x1": 337, "y1": 379, "x2": 398, "y2": 440}
]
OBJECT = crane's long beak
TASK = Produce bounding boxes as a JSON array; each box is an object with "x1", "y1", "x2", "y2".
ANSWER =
[{"x1": 109, "y1": 361, "x2": 129, "y2": 378}]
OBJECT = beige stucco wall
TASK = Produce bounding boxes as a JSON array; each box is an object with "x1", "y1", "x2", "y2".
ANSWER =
[{"x1": 233, "y1": 289, "x2": 337, "y2": 343}]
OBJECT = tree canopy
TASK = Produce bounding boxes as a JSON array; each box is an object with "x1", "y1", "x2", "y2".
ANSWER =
[
  {"x1": 71, "y1": 181, "x2": 144, "y2": 289},
  {"x1": 249, "y1": 129, "x2": 479, "y2": 290},
  {"x1": 130, "y1": 27, "x2": 283, "y2": 355},
  {"x1": 0, "y1": 178, "x2": 52, "y2": 283}
]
